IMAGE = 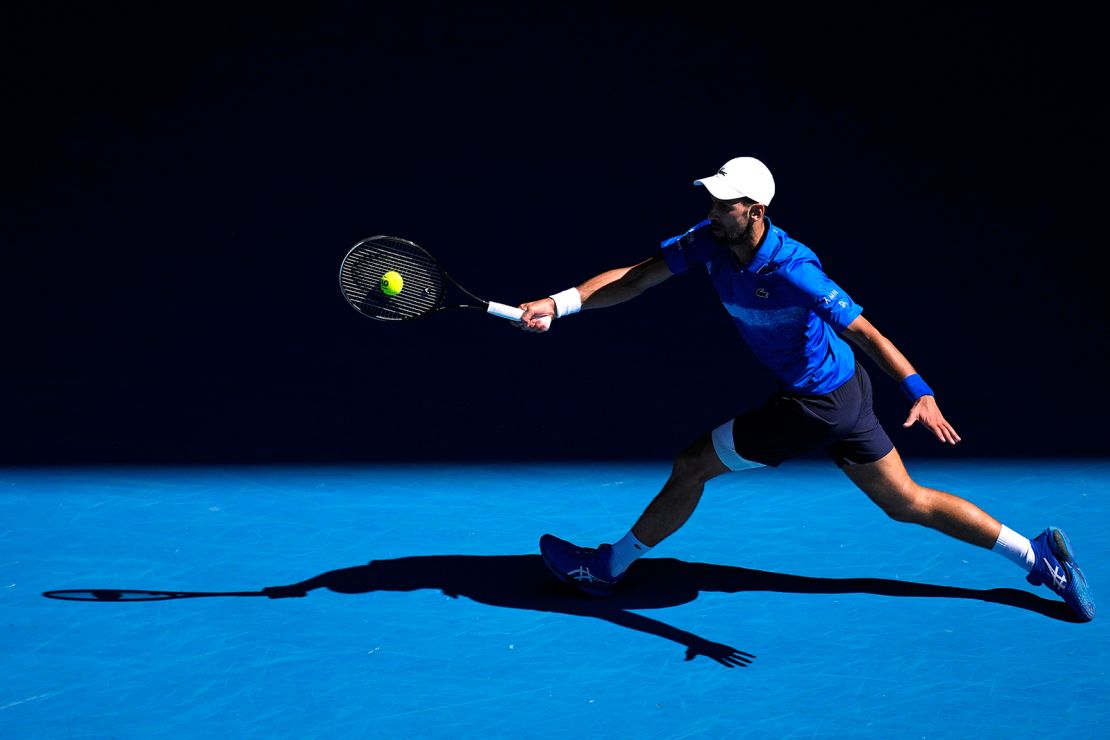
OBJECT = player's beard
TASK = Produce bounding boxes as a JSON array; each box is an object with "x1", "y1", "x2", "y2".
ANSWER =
[{"x1": 710, "y1": 218, "x2": 754, "y2": 247}]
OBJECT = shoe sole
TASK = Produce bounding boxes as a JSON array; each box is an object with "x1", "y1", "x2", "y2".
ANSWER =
[
  {"x1": 1048, "y1": 527, "x2": 1096, "y2": 622},
  {"x1": 1051, "y1": 527, "x2": 1073, "y2": 561}
]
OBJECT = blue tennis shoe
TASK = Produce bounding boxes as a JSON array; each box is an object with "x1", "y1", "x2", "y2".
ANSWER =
[
  {"x1": 1026, "y1": 527, "x2": 1095, "y2": 622},
  {"x1": 539, "y1": 534, "x2": 621, "y2": 596}
]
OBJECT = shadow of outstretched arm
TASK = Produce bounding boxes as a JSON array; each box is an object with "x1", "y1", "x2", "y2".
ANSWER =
[{"x1": 597, "y1": 608, "x2": 755, "y2": 667}]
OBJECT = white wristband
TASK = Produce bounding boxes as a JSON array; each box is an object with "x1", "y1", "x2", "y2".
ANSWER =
[{"x1": 549, "y1": 287, "x2": 582, "y2": 318}]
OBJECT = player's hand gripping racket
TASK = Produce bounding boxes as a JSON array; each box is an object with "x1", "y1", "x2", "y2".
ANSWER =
[{"x1": 339, "y1": 235, "x2": 550, "y2": 328}]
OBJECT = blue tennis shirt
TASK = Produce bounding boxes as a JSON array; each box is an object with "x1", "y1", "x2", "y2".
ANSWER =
[{"x1": 660, "y1": 217, "x2": 863, "y2": 395}]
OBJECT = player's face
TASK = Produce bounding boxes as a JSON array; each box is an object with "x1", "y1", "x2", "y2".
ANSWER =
[{"x1": 707, "y1": 196, "x2": 754, "y2": 243}]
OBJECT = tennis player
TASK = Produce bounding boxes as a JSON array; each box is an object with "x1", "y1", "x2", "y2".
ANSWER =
[{"x1": 517, "y1": 156, "x2": 1094, "y2": 622}]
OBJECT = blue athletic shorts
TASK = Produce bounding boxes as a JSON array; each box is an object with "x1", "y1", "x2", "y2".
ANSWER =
[{"x1": 723, "y1": 362, "x2": 895, "y2": 469}]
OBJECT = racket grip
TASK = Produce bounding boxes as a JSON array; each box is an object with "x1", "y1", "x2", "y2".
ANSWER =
[
  {"x1": 486, "y1": 301, "x2": 525, "y2": 321},
  {"x1": 487, "y1": 301, "x2": 553, "y2": 330}
]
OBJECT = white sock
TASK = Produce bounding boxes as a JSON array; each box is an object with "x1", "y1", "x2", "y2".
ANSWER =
[
  {"x1": 992, "y1": 524, "x2": 1035, "y2": 572},
  {"x1": 609, "y1": 531, "x2": 651, "y2": 577}
]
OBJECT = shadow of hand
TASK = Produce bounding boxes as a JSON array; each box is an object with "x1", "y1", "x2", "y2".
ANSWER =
[
  {"x1": 262, "y1": 585, "x2": 307, "y2": 598},
  {"x1": 684, "y1": 638, "x2": 755, "y2": 668}
]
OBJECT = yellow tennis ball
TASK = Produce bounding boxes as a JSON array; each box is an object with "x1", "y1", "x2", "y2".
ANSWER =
[{"x1": 380, "y1": 270, "x2": 404, "y2": 296}]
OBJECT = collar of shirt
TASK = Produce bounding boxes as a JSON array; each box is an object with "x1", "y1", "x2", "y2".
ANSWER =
[{"x1": 744, "y1": 216, "x2": 785, "y2": 274}]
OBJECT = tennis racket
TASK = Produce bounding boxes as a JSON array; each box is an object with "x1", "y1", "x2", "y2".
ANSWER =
[{"x1": 339, "y1": 235, "x2": 550, "y2": 327}]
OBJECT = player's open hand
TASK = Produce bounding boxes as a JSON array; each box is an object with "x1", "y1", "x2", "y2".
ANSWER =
[
  {"x1": 903, "y1": 395, "x2": 962, "y2": 445},
  {"x1": 684, "y1": 638, "x2": 755, "y2": 668},
  {"x1": 515, "y1": 298, "x2": 556, "y2": 333}
]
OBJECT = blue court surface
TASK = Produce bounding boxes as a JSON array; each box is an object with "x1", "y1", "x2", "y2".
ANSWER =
[{"x1": 3, "y1": 459, "x2": 1107, "y2": 738}]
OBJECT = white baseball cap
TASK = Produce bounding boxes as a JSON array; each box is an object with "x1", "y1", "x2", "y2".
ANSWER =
[{"x1": 693, "y1": 156, "x2": 776, "y2": 205}]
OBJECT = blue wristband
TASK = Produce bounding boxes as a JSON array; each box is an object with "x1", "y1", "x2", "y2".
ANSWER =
[{"x1": 900, "y1": 374, "x2": 934, "y2": 401}]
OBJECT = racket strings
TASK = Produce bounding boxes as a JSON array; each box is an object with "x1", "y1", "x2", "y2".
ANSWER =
[{"x1": 340, "y1": 237, "x2": 445, "y2": 320}]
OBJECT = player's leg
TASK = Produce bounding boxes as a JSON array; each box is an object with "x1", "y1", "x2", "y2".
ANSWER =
[
  {"x1": 538, "y1": 430, "x2": 745, "y2": 596},
  {"x1": 629, "y1": 432, "x2": 730, "y2": 547},
  {"x1": 842, "y1": 447, "x2": 1095, "y2": 621},
  {"x1": 829, "y1": 363, "x2": 1009, "y2": 549},
  {"x1": 841, "y1": 446, "x2": 1001, "y2": 547},
  {"x1": 539, "y1": 394, "x2": 827, "y2": 596},
  {"x1": 822, "y1": 362, "x2": 1093, "y2": 620},
  {"x1": 828, "y1": 365, "x2": 1026, "y2": 568}
]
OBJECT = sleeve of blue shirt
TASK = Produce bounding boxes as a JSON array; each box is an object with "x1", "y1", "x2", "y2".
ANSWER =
[
  {"x1": 659, "y1": 220, "x2": 715, "y2": 275},
  {"x1": 784, "y1": 260, "x2": 864, "y2": 332}
]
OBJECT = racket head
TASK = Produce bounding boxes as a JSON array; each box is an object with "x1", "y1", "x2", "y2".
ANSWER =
[
  {"x1": 44, "y1": 589, "x2": 185, "y2": 601},
  {"x1": 339, "y1": 236, "x2": 447, "y2": 321}
]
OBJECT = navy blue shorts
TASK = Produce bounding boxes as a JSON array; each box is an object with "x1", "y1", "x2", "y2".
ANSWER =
[{"x1": 717, "y1": 362, "x2": 894, "y2": 469}]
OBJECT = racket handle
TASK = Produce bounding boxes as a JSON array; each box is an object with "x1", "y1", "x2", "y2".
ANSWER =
[
  {"x1": 486, "y1": 301, "x2": 525, "y2": 321},
  {"x1": 486, "y1": 301, "x2": 553, "y2": 330}
]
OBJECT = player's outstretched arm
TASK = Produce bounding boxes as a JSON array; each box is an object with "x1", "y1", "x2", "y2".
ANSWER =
[
  {"x1": 517, "y1": 254, "x2": 673, "y2": 332},
  {"x1": 841, "y1": 315, "x2": 962, "y2": 445}
]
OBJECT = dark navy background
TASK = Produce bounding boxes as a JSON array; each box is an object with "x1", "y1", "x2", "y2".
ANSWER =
[{"x1": 4, "y1": 5, "x2": 1104, "y2": 463}]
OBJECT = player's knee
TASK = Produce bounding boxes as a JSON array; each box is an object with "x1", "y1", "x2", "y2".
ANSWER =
[
  {"x1": 671, "y1": 438, "x2": 719, "y2": 484},
  {"x1": 880, "y1": 483, "x2": 934, "y2": 524},
  {"x1": 884, "y1": 501, "x2": 919, "y2": 524}
]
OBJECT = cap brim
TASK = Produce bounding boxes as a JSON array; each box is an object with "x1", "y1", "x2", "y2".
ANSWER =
[{"x1": 693, "y1": 175, "x2": 745, "y2": 201}]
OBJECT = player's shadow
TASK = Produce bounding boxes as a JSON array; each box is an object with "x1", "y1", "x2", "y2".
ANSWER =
[{"x1": 258, "y1": 554, "x2": 1077, "y2": 666}]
